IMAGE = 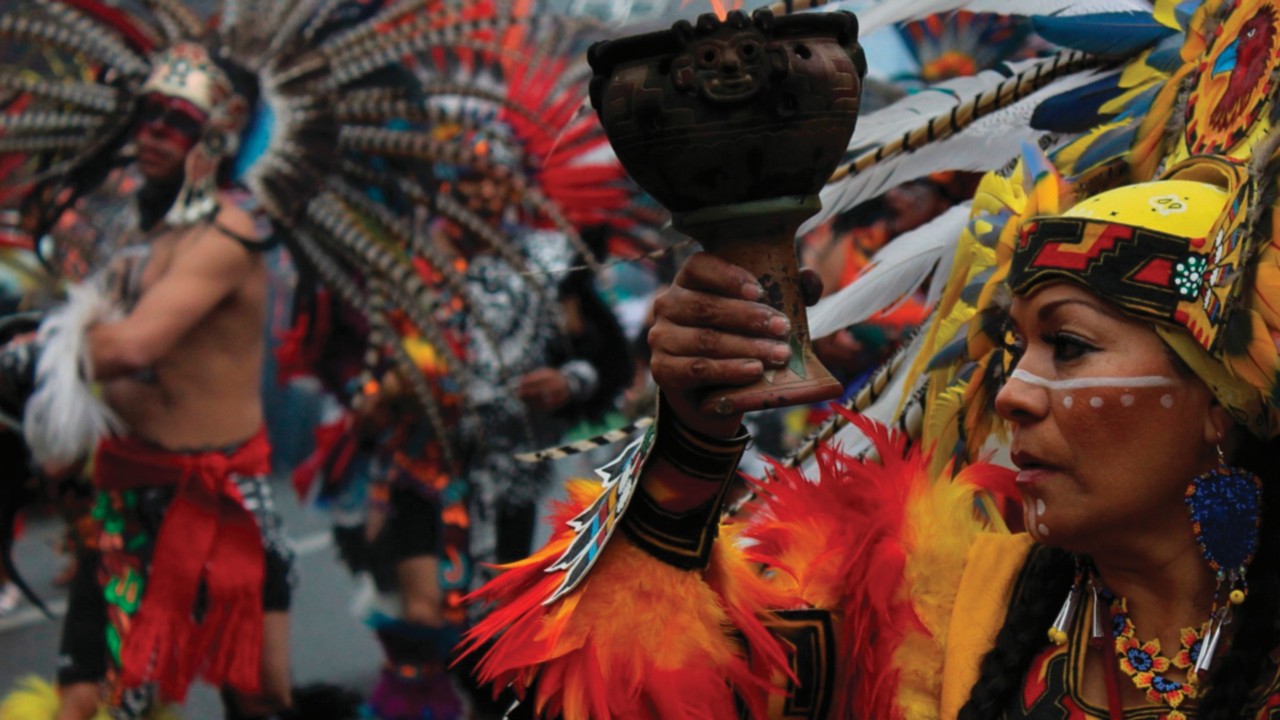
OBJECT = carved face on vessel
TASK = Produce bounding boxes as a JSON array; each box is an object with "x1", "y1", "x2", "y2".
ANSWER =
[{"x1": 674, "y1": 31, "x2": 768, "y2": 103}]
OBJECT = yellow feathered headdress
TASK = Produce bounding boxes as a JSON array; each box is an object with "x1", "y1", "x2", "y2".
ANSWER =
[{"x1": 1008, "y1": 154, "x2": 1280, "y2": 437}]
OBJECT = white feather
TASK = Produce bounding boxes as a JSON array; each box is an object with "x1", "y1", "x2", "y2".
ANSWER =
[
  {"x1": 804, "y1": 67, "x2": 1114, "y2": 234},
  {"x1": 24, "y1": 284, "x2": 124, "y2": 465},
  {"x1": 808, "y1": 202, "x2": 970, "y2": 339},
  {"x1": 800, "y1": 331, "x2": 929, "y2": 475},
  {"x1": 842, "y1": 0, "x2": 1154, "y2": 37},
  {"x1": 846, "y1": 57, "x2": 1049, "y2": 154}
]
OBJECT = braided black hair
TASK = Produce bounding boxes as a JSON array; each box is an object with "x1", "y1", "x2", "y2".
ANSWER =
[{"x1": 955, "y1": 544, "x2": 1075, "y2": 719}]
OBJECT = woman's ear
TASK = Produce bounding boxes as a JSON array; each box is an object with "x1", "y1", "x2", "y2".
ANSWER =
[{"x1": 1203, "y1": 397, "x2": 1233, "y2": 448}]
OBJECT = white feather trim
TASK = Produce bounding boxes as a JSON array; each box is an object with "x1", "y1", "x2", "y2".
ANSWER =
[
  {"x1": 845, "y1": 0, "x2": 1154, "y2": 37},
  {"x1": 24, "y1": 284, "x2": 124, "y2": 465},
  {"x1": 800, "y1": 331, "x2": 929, "y2": 476},
  {"x1": 807, "y1": 203, "x2": 970, "y2": 338},
  {"x1": 803, "y1": 67, "x2": 1114, "y2": 234},
  {"x1": 845, "y1": 57, "x2": 1050, "y2": 155}
]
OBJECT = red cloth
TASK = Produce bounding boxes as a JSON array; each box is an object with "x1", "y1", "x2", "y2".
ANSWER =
[{"x1": 94, "y1": 430, "x2": 271, "y2": 702}]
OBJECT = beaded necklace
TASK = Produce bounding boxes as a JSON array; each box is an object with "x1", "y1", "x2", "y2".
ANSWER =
[{"x1": 1110, "y1": 596, "x2": 1207, "y2": 720}]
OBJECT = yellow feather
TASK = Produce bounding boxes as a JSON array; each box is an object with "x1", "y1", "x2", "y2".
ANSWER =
[
  {"x1": 895, "y1": 465, "x2": 1009, "y2": 718},
  {"x1": 1152, "y1": 0, "x2": 1185, "y2": 30},
  {"x1": 0, "y1": 678, "x2": 61, "y2": 720},
  {"x1": 1224, "y1": 309, "x2": 1280, "y2": 398},
  {"x1": 0, "y1": 678, "x2": 181, "y2": 720},
  {"x1": 1251, "y1": 250, "x2": 1280, "y2": 331},
  {"x1": 1134, "y1": 64, "x2": 1197, "y2": 176}
]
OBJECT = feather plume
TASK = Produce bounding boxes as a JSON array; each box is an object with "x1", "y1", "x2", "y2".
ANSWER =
[
  {"x1": 0, "y1": 76, "x2": 119, "y2": 113},
  {"x1": 794, "y1": 330, "x2": 931, "y2": 475},
  {"x1": 24, "y1": 283, "x2": 124, "y2": 465},
  {"x1": 844, "y1": 56, "x2": 1067, "y2": 155},
  {"x1": 0, "y1": 135, "x2": 88, "y2": 154},
  {"x1": 462, "y1": 479, "x2": 787, "y2": 720},
  {"x1": 1032, "y1": 11, "x2": 1175, "y2": 56},
  {"x1": 808, "y1": 203, "x2": 970, "y2": 339},
  {"x1": 514, "y1": 418, "x2": 654, "y2": 463},
  {"x1": 763, "y1": 339, "x2": 916, "y2": 482},
  {"x1": 142, "y1": 0, "x2": 204, "y2": 43},
  {"x1": 0, "y1": 675, "x2": 182, "y2": 720},
  {"x1": 849, "y1": 0, "x2": 1155, "y2": 37},
  {"x1": 366, "y1": 283, "x2": 462, "y2": 470},
  {"x1": 1222, "y1": 308, "x2": 1280, "y2": 395},
  {"x1": 808, "y1": 54, "x2": 1107, "y2": 232},
  {"x1": 3, "y1": 2, "x2": 150, "y2": 77},
  {"x1": 1030, "y1": 72, "x2": 1129, "y2": 133},
  {"x1": 321, "y1": 179, "x2": 509, "y2": 383},
  {"x1": 743, "y1": 410, "x2": 1014, "y2": 719},
  {"x1": 303, "y1": 196, "x2": 484, "y2": 391},
  {"x1": 324, "y1": 14, "x2": 569, "y2": 86},
  {"x1": 0, "y1": 111, "x2": 102, "y2": 134}
]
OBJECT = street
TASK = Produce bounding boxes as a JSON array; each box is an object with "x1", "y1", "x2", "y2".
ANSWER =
[{"x1": 1, "y1": 475, "x2": 386, "y2": 718}]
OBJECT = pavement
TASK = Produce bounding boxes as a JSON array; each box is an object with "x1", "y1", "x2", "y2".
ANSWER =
[{"x1": 1, "y1": 475, "x2": 383, "y2": 719}]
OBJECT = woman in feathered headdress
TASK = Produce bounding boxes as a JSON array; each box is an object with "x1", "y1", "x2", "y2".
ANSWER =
[
  {"x1": 460, "y1": 1, "x2": 1280, "y2": 718},
  {"x1": 0, "y1": 1, "x2": 642, "y2": 719}
]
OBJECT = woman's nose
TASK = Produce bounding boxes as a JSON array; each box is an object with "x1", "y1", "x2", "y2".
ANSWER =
[{"x1": 995, "y1": 366, "x2": 1051, "y2": 425}]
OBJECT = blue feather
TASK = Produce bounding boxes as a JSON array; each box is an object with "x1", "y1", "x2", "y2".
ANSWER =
[
  {"x1": 1031, "y1": 73, "x2": 1125, "y2": 132},
  {"x1": 1032, "y1": 12, "x2": 1176, "y2": 57},
  {"x1": 233, "y1": 102, "x2": 276, "y2": 182},
  {"x1": 1069, "y1": 122, "x2": 1138, "y2": 175},
  {"x1": 1175, "y1": 0, "x2": 1199, "y2": 29},
  {"x1": 1146, "y1": 33, "x2": 1188, "y2": 73},
  {"x1": 1113, "y1": 83, "x2": 1162, "y2": 122}
]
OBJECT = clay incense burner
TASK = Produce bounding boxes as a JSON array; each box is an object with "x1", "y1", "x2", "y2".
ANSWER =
[{"x1": 588, "y1": 8, "x2": 866, "y2": 413}]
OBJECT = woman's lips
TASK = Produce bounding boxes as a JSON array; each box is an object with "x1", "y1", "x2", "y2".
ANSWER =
[{"x1": 1014, "y1": 467, "x2": 1057, "y2": 485}]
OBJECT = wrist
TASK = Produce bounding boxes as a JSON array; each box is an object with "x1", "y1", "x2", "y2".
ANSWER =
[
  {"x1": 660, "y1": 392, "x2": 745, "y2": 440},
  {"x1": 621, "y1": 395, "x2": 751, "y2": 570},
  {"x1": 653, "y1": 393, "x2": 751, "y2": 482}
]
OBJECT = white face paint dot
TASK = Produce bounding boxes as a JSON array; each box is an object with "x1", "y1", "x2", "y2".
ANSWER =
[
  {"x1": 1063, "y1": 395, "x2": 1074, "y2": 409},
  {"x1": 1161, "y1": 394, "x2": 1175, "y2": 409},
  {"x1": 1089, "y1": 396, "x2": 1103, "y2": 408},
  {"x1": 1037, "y1": 523, "x2": 1050, "y2": 538},
  {"x1": 1121, "y1": 394, "x2": 1135, "y2": 407},
  {"x1": 1036, "y1": 499, "x2": 1046, "y2": 516}
]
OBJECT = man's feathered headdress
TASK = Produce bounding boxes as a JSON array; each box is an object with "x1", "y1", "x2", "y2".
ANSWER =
[{"x1": 0, "y1": 0, "x2": 652, "y2": 456}]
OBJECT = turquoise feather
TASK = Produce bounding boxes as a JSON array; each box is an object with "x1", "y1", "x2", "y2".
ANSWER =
[{"x1": 1033, "y1": 12, "x2": 1175, "y2": 57}]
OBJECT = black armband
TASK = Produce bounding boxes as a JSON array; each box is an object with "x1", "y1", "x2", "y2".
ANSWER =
[{"x1": 620, "y1": 397, "x2": 750, "y2": 570}]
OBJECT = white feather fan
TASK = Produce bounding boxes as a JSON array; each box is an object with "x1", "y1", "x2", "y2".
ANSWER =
[
  {"x1": 802, "y1": 65, "x2": 1114, "y2": 234},
  {"x1": 24, "y1": 284, "x2": 124, "y2": 465},
  {"x1": 841, "y1": 0, "x2": 1154, "y2": 37}
]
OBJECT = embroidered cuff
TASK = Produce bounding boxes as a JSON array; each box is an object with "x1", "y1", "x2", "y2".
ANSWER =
[{"x1": 620, "y1": 397, "x2": 750, "y2": 570}]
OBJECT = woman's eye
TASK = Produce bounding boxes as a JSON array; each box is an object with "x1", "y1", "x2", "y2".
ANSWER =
[{"x1": 1043, "y1": 332, "x2": 1096, "y2": 362}]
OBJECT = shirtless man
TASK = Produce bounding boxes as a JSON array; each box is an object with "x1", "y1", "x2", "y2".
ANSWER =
[{"x1": 2, "y1": 44, "x2": 293, "y2": 720}]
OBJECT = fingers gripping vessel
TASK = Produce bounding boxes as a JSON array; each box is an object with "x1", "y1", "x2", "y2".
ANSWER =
[{"x1": 588, "y1": 9, "x2": 867, "y2": 412}]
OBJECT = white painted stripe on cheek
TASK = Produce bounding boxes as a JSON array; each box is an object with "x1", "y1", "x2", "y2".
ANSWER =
[{"x1": 1009, "y1": 369, "x2": 1177, "y2": 391}]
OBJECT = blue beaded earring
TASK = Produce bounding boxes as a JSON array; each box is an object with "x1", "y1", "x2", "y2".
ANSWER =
[{"x1": 1184, "y1": 443, "x2": 1263, "y2": 680}]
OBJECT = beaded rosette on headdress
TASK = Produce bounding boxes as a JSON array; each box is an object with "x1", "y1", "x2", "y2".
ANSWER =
[{"x1": 1008, "y1": 155, "x2": 1280, "y2": 437}]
